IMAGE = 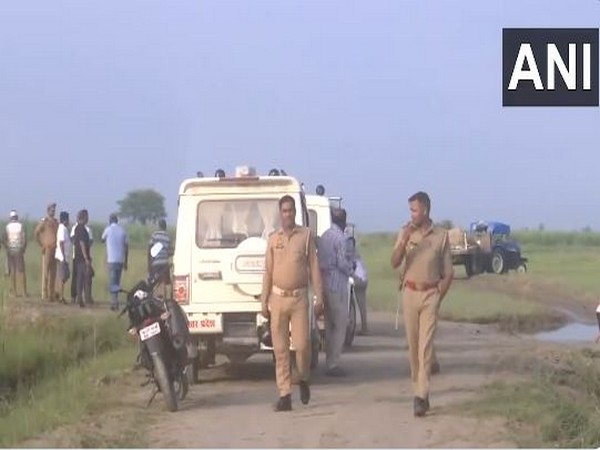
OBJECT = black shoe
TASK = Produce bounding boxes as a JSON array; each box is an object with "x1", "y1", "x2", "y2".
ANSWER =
[
  {"x1": 413, "y1": 396, "x2": 428, "y2": 417},
  {"x1": 431, "y1": 361, "x2": 440, "y2": 375},
  {"x1": 273, "y1": 394, "x2": 292, "y2": 412},
  {"x1": 299, "y1": 381, "x2": 310, "y2": 405}
]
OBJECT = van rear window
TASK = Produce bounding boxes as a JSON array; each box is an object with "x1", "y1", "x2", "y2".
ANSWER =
[{"x1": 196, "y1": 199, "x2": 281, "y2": 248}]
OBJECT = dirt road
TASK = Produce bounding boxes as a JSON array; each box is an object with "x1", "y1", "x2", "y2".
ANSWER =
[{"x1": 143, "y1": 311, "x2": 519, "y2": 448}]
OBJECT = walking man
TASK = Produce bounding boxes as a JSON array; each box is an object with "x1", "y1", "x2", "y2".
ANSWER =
[
  {"x1": 391, "y1": 191, "x2": 453, "y2": 417},
  {"x1": 4, "y1": 210, "x2": 28, "y2": 297},
  {"x1": 261, "y1": 195, "x2": 325, "y2": 411},
  {"x1": 34, "y1": 202, "x2": 58, "y2": 300},
  {"x1": 318, "y1": 208, "x2": 355, "y2": 376},
  {"x1": 101, "y1": 213, "x2": 129, "y2": 311}
]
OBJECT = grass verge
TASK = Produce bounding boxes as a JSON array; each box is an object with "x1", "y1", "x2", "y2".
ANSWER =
[
  {"x1": 0, "y1": 314, "x2": 130, "y2": 398},
  {"x1": 0, "y1": 310, "x2": 145, "y2": 447},
  {"x1": 0, "y1": 346, "x2": 145, "y2": 447},
  {"x1": 458, "y1": 349, "x2": 600, "y2": 448}
]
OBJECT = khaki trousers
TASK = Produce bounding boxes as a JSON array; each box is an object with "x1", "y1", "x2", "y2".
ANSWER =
[
  {"x1": 270, "y1": 290, "x2": 310, "y2": 397},
  {"x1": 402, "y1": 287, "x2": 440, "y2": 399},
  {"x1": 41, "y1": 248, "x2": 57, "y2": 300}
]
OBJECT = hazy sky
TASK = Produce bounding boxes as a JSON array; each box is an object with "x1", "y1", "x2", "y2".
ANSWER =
[{"x1": 1, "y1": 0, "x2": 599, "y2": 232}]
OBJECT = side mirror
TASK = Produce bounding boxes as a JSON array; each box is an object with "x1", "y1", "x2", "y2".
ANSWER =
[{"x1": 150, "y1": 242, "x2": 164, "y2": 258}]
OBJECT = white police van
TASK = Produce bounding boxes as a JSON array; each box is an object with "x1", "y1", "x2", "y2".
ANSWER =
[{"x1": 172, "y1": 166, "x2": 320, "y2": 382}]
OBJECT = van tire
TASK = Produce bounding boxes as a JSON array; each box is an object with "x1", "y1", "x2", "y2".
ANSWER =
[
  {"x1": 186, "y1": 358, "x2": 199, "y2": 385},
  {"x1": 310, "y1": 329, "x2": 319, "y2": 370}
]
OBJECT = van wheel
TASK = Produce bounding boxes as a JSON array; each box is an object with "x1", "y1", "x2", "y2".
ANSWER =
[
  {"x1": 344, "y1": 295, "x2": 357, "y2": 348},
  {"x1": 186, "y1": 358, "x2": 199, "y2": 385},
  {"x1": 310, "y1": 329, "x2": 319, "y2": 370},
  {"x1": 290, "y1": 351, "x2": 301, "y2": 384}
]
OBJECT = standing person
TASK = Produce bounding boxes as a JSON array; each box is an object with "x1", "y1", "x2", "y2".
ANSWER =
[
  {"x1": 55, "y1": 211, "x2": 71, "y2": 303},
  {"x1": 390, "y1": 191, "x2": 453, "y2": 417},
  {"x1": 148, "y1": 219, "x2": 171, "y2": 299},
  {"x1": 101, "y1": 213, "x2": 129, "y2": 311},
  {"x1": 70, "y1": 221, "x2": 94, "y2": 303},
  {"x1": 318, "y1": 208, "x2": 355, "y2": 376},
  {"x1": 4, "y1": 210, "x2": 28, "y2": 297},
  {"x1": 72, "y1": 209, "x2": 93, "y2": 307},
  {"x1": 261, "y1": 195, "x2": 325, "y2": 412},
  {"x1": 34, "y1": 202, "x2": 59, "y2": 300}
]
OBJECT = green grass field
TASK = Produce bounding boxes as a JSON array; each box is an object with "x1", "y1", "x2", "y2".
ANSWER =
[{"x1": 357, "y1": 233, "x2": 600, "y2": 327}]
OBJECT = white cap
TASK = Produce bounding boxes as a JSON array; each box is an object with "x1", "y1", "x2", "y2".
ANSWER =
[
  {"x1": 9, "y1": 210, "x2": 17, "y2": 218},
  {"x1": 596, "y1": 303, "x2": 600, "y2": 313}
]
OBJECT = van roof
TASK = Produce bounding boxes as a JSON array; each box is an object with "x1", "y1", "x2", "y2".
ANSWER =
[
  {"x1": 305, "y1": 194, "x2": 331, "y2": 208},
  {"x1": 178, "y1": 175, "x2": 303, "y2": 196}
]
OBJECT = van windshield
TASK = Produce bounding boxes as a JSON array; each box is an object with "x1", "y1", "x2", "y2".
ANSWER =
[{"x1": 196, "y1": 199, "x2": 281, "y2": 249}]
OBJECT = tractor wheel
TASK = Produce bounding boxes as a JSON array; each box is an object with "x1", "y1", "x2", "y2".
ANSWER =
[
  {"x1": 491, "y1": 251, "x2": 506, "y2": 274},
  {"x1": 464, "y1": 260, "x2": 473, "y2": 278},
  {"x1": 516, "y1": 263, "x2": 527, "y2": 273}
]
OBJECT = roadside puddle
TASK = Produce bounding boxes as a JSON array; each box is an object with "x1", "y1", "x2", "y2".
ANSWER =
[{"x1": 534, "y1": 322, "x2": 598, "y2": 343}]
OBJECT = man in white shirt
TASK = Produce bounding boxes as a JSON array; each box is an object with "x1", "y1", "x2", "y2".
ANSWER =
[
  {"x1": 55, "y1": 211, "x2": 71, "y2": 303},
  {"x1": 4, "y1": 210, "x2": 28, "y2": 297}
]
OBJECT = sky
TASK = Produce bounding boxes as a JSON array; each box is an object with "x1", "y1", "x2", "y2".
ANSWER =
[{"x1": 1, "y1": 0, "x2": 600, "y2": 232}]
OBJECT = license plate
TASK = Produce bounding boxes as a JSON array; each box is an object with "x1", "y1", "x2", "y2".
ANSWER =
[
  {"x1": 139, "y1": 322, "x2": 161, "y2": 341},
  {"x1": 187, "y1": 314, "x2": 221, "y2": 333}
]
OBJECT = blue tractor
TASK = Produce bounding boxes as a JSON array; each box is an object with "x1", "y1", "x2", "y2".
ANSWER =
[{"x1": 469, "y1": 221, "x2": 528, "y2": 275}]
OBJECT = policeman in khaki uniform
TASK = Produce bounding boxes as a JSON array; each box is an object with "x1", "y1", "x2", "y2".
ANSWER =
[
  {"x1": 261, "y1": 195, "x2": 325, "y2": 412},
  {"x1": 391, "y1": 191, "x2": 453, "y2": 417},
  {"x1": 34, "y1": 202, "x2": 59, "y2": 301}
]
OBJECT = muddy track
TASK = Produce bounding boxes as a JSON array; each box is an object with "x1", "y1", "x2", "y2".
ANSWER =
[{"x1": 135, "y1": 312, "x2": 523, "y2": 448}]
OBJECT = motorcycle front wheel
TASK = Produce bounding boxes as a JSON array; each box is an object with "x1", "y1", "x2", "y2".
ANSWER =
[
  {"x1": 174, "y1": 367, "x2": 189, "y2": 401},
  {"x1": 151, "y1": 353, "x2": 178, "y2": 412}
]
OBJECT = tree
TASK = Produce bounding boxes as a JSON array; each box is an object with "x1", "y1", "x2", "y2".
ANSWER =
[{"x1": 117, "y1": 189, "x2": 166, "y2": 225}]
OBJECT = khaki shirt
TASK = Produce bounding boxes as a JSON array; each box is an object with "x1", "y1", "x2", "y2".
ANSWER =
[
  {"x1": 34, "y1": 216, "x2": 58, "y2": 249},
  {"x1": 401, "y1": 224, "x2": 452, "y2": 284},
  {"x1": 261, "y1": 225, "x2": 324, "y2": 304}
]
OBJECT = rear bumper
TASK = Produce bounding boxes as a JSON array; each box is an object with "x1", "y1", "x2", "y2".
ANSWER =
[{"x1": 183, "y1": 306, "x2": 316, "y2": 354}]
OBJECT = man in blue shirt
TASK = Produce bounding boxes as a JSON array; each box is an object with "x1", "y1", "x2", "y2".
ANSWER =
[
  {"x1": 101, "y1": 213, "x2": 129, "y2": 311},
  {"x1": 318, "y1": 208, "x2": 355, "y2": 376}
]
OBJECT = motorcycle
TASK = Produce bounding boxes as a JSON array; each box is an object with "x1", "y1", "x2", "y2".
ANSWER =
[{"x1": 119, "y1": 242, "x2": 190, "y2": 412}]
